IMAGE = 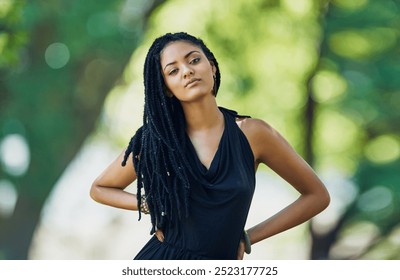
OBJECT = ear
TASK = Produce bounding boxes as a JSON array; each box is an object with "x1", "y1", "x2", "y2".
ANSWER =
[{"x1": 209, "y1": 60, "x2": 216, "y2": 76}]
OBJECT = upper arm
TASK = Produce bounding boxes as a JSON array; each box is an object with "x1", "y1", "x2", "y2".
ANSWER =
[
  {"x1": 241, "y1": 118, "x2": 328, "y2": 197},
  {"x1": 92, "y1": 149, "x2": 137, "y2": 189}
]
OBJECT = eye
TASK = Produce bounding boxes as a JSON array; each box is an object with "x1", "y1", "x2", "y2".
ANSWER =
[
  {"x1": 168, "y1": 68, "x2": 178, "y2": 75},
  {"x1": 190, "y1": 57, "x2": 200, "y2": 64}
]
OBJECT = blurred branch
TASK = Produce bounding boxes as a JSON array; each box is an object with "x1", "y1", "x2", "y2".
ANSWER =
[
  {"x1": 303, "y1": 0, "x2": 332, "y2": 166},
  {"x1": 0, "y1": 0, "x2": 166, "y2": 260}
]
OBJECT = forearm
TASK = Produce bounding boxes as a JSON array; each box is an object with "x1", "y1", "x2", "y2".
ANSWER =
[
  {"x1": 247, "y1": 192, "x2": 329, "y2": 245},
  {"x1": 90, "y1": 185, "x2": 139, "y2": 211}
]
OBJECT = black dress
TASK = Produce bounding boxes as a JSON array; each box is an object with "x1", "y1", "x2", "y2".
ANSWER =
[{"x1": 134, "y1": 107, "x2": 256, "y2": 260}]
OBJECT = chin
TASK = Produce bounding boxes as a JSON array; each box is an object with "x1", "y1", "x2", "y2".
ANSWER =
[{"x1": 191, "y1": 88, "x2": 214, "y2": 98}]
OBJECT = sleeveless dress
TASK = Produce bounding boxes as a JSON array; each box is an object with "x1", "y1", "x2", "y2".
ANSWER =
[{"x1": 134, "y1": 107, "x2": 256, "y2": 260}]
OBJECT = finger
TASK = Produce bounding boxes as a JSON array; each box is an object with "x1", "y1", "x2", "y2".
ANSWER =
[
  {"x1": 238, "y1": 248, "x2": 244, "y2": 260},
  {"x1": 155, "y1": 229, "x2": 164, "y2": 242},
  {"x1": 237, "y1": 249, "x2": 244, "y2": 260},
  {"x1": 237, "y1": 241, "x2": 245, "y2": 260}
]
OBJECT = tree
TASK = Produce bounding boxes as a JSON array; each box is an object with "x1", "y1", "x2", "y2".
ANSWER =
[
  {"x1": 308, "y1": 0, "x2": 400, "y2": 259},
  {"x1": 97, "y1": 0, "x2": 400, "y2": 259},
  {"x1": 0, "y1": 0, "x2": 166, "y2": 259},
  {"x1": 139, "y1": 0, "x2": 400, "y2": 259}
]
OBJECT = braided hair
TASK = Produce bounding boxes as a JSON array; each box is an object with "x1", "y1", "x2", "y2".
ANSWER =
[{"x1": 122, "y1": 32, "x2": 221, "y2": 234}]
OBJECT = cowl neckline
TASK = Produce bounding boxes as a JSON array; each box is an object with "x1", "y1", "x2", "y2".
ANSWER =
[
  {"x1": 185, "y1": 112, "x2": 227, "y2": 178},
  {"x1": 184, "y1": 107, "x2": 238, "y2": 183}
]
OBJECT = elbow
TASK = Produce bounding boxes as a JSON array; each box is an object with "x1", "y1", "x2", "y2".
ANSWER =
[
  {"x1": 90, "y1": 183, "x2": 102, "y2": 203},
  {"x1": 318, "y1": 186, "x2": 331, "y2": 212},
  {"x1": 306, "y1": 184, "x2": 331, "y2": 214},
  {"x1": 323, "y1": 191, "x2": 331, "y2": 210}
]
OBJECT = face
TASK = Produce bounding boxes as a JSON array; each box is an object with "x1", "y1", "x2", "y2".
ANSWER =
[{"x1": 160, "y1": 41, "x2": 216, "y2": 103}]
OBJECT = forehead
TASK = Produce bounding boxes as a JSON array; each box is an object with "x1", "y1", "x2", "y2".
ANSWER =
[{"x1": 160, "y1": 41, "x2": 203, "y2": 65}]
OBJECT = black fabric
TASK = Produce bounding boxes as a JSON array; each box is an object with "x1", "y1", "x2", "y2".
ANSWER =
[{"x1": 134, "y1": 107, "x2": 256, "y2": 260}]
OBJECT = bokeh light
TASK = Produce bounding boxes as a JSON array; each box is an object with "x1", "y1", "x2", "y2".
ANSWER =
[
  {"x1": 44, "y1": 42, "x2": 70, "y2": 69},
  {"x1": 0, "y1": 179, "x2": 18, "y2": 218},
  {"x1": 365, "y1": 135, "x2": 400, "y2": 164},
  {"x1": 357, "y1": 185, "x2": 393, "y2": 213},
  {"x1": 312, "y1": 70, "x2": 347, "y2": 103},
  {"x1": 329, "y1": 28, "x2": 397, "y2": 60},
  {"x1": 0, "y1": 134, "x2": 30, "y2": 176}
]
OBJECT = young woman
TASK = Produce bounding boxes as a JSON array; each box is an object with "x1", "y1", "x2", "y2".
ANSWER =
[{"x1": 90, "y1": 32, "x2": 330, "y2": 260}]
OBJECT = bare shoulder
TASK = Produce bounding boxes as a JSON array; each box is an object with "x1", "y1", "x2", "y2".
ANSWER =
[
  {"x1": 236, "y1": 117, "x2": 281, "y2": 163},
  {"x1": 237, "y1": 117, "x2": 277, "y2": 142}
]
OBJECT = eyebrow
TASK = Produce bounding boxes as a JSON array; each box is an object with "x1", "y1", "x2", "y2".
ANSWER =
[{"x1": 163, "y1": 50, "x2": 201, "y2": 71}]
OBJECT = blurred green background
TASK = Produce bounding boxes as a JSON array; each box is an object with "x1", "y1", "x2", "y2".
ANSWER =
[{"x1": 1, "y1": 0, "x2": 399, "y2": 260}]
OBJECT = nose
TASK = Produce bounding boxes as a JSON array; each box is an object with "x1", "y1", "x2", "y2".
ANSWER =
[{"x1": 182, "y1": 64, "x2": 194, "y2": 79}]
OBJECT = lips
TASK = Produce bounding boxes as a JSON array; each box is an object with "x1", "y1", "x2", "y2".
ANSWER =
[{"x1": 185, "y1": 78, "x2": 201, "y2": 87}]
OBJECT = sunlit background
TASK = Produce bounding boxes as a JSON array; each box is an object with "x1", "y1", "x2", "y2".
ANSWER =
[{"x1": 1, "y1": 0, "x2": 400, "y2": 260}]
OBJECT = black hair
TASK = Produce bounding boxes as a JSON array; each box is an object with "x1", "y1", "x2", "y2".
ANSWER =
[{"x1": 122, "y1": 32, "x2": 221, "y2": 234}]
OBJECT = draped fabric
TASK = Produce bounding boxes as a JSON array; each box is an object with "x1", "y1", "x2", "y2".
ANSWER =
[{"x1": 134, "y1": 107, "x2": 256, "y2": 260}]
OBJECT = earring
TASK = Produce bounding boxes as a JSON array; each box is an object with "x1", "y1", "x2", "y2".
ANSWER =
[{"x1": 212, "y1": 75, "x2": 217, "y2": 96}]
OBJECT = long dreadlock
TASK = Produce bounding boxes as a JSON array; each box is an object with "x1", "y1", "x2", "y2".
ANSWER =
[{"x1": 121, "y1": 32, "x2": 221, "y2": 234}]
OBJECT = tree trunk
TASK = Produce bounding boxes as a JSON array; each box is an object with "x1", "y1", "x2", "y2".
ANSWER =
[
  {"x1": 302, "y1": 0, "x2": 339, "y2": 260},
  {"x1": 0, "y1": 0, "x2": 166, "y2": 260}
]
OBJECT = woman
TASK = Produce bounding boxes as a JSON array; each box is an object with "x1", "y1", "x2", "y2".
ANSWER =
[{"x1": 90, "y1": 32, "x2": 330, "y2": 260}]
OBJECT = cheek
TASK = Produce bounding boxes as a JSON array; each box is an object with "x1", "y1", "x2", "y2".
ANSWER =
[
  {"x1": 203, "y1": 64, "x2": 214, "y2": 80},
  {"x1": 164, "y1": 76, "x2": 177, "y2": 88},
  {"x1": 164, "y1": 77, "x2": 182, "y2": 94},
  {"x1": 203, "y1": 69, "x2": 214, "y2": 85}
]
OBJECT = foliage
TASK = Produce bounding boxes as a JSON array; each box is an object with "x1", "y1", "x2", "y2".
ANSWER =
[
  {"x1": 136, "y1": 0, "x2": 400, "y2": 259},
  {"x1": 1, "y1": 0, "x2": 399, "y2": 260},
  {"x1": 311, "y1": 0, "x2": 400, "y2": 259},
  {"x1": 0, "y1": 0, "x2": 27, "y2": 68},
  {"x1": 0, "y1": 0, "x2": 165, "y2": 259}
]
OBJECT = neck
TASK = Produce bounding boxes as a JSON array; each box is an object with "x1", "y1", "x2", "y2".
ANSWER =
[{"x1": 180, "y1": 96, "x2": 223, "y2": 132}]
